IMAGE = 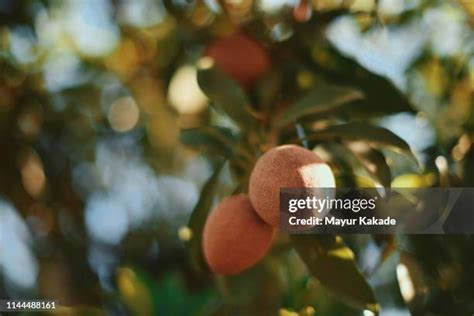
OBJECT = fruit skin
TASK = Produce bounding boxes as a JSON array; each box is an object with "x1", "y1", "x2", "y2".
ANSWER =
[
  {"x1": 206, "y1": 32, "x2": 271, "y2": 88},
  {"x1": 249, "y1": 145, "x2": 336, "y2": 227},
  {"x1": 202, "y1": 194, "x2": 273, "y2": 275}
]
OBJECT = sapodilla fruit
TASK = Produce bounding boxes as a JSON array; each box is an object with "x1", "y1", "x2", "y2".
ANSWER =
[
  {"x1": 202, "y1": 194, "x2": 273, "y2": 275},
  {"x1": 205, "y1": 32, "x2": 271, "y2": 88},
  {"x1": 249, "y1": 145, "x2": 336, "y2": 227}
]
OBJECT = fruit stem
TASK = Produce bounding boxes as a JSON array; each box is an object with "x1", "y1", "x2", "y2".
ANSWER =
[{"x1": 215, "y1": 275, "x2": 233, "y2": 303}]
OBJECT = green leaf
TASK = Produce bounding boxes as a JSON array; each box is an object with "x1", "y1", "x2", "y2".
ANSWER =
[
  {"x1": 291, "y1": 235, "x2": 379, "y2": 313},
  {"x1": 197, "y1": 60, "x2": 256, "y2": 128},
  {"x1": 346, "y1": 142, "x2": 392, "y2": 188},
  {"x1": 306, "y1": 123, "x2": 418, "y2": 163},
  {"x1": 391, "y1": 173, "x2": 436, "y2": 188},
  {"x1": 153, "y1": 270, "x2": 217, "y2": 315},
  {"x1": 277, "y1": 84, "x2": 364, "y2": 127},
  {"x1": 255, "y1": 68, "x2": 283, "y2": 112},
  {"x1": 180, "y1": 126, "x2": 238, "y2": 159},
  {"x1": 117, "y1": 267, "x2": 154, "y2": 316},
  {"x1": 312, "y1": 42, "x2": 414, "y2": 117},
  {"x1": 187, "y1": 162, "x2": 225, "y2": 272}
]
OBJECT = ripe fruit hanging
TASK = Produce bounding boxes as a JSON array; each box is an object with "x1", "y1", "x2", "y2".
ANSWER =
[
  {"x1": 202, "y1": 194, "x2": 273, "y2": 275},
  {"x1": 249, "y1": 145, "x2": 336, "y2": 227},
  {"x1": 205, "y1": 32, "x2": 271, "y2": 88}
]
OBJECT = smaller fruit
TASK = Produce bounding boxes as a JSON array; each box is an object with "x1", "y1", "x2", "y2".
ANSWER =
[
  {"x1": 293, "y1": 0, "x2": 312, "y2": 22},
  {"x1": 205, "y1": 32, "x2": 271, "y2": 88},
  {"x1": 202, "y1": 194, "x2": 273, "y2": 275}
]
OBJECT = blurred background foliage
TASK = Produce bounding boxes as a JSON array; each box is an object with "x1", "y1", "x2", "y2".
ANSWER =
[{"x1": 1, "y1": 0, "x2": 474, "y2": 315}]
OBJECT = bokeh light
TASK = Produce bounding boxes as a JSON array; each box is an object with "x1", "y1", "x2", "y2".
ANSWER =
[
  {"x1": 0, "y1": 200, "x2": 38, "y2": 290},
  {"x1": 107, "y1": 96, "x2": 140, "y2": 133},
  {"x1": 168, "y1": 65, "x2": 208, "y2": 115}
]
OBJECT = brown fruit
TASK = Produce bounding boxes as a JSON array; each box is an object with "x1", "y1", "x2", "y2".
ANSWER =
[
  {"x1": 293, "y1": 0, "x2": 312, "y2": 22},
  {"x1": 249, "y1": 145, "x2": 336, "y2": 227},
  {"x1": 206, "y1": 32, "x2": 271, "y2": 88},
  {"x1": 202, "y1": 194, "x2": 273, "y2": 275}
]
